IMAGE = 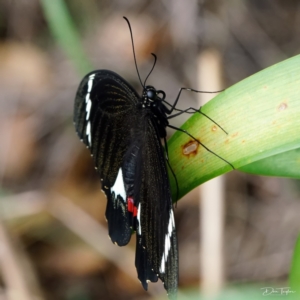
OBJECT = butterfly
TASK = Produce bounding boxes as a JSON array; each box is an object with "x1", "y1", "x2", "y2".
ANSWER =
[
  {"x1": 73, "y1": 17, "x2": 233, "y2": 299},
  {"x1": 74, "y1": 65, "x2": 179, "y2": 297}
]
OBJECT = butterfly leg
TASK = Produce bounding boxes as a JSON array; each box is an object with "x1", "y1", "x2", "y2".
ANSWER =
[
  {"x1": 164, "y1": 87, "x2": 224, "y2": 115},
  {"x1": 167, "y1": 124, "x2": 235, "y2": 170},
  {"x1": 164, "y1": 87, "x2": 227, "y2": 134},
  {"x1": 167, "y1": 107, "x2": 228, "y2": 135}
]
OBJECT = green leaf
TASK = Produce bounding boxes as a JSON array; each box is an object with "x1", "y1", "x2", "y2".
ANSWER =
[
  {"x1": 168, "y1": 54, "x2": 300, "y2": 199},
  {"x1": 239, "y1": 148, "x2": 300, "y2": 178},
  {"x1": 290, "y1": 234, "x2": 300, "y2": 293}
]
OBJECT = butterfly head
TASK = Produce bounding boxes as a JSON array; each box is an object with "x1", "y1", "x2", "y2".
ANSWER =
[{"x1": 143, "y1": 86, "x2": 166, "y2": 105}]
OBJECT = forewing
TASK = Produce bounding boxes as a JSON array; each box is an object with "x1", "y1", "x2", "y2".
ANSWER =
[
  {"x1": 74, "y1": 70, "x2": 139, "y2": 184},
  {"x1": 134, "y1": 117, "x2": 178, "y2": 298},
  {"x1": 74, "y1": 70, "x2": 140, "y2": 246}
]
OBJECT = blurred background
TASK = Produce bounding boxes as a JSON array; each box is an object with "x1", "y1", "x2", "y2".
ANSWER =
[{"x1": 0, "y1": 0, "x2": 300, "y2": 299}]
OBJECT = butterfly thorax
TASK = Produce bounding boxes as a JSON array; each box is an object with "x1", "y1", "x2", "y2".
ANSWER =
[{"x1": 140, "y1": 85, "x2": 169, "y2": 138}]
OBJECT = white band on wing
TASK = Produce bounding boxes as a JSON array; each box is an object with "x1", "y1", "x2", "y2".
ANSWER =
[
  {"x1": 160, "y1": 210, "x2": 175, "y2": 273},
  {"x1": 111, "y1": 168, "x2": 126, "y2": 202}
]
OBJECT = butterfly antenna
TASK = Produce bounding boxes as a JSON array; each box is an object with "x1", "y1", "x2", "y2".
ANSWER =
[
  {"x1": 144, "y1": 53, "x2": 157, "y2": 86},
  {"x1": 123, "y1": 16, "x2": 144, "y2": 88}
]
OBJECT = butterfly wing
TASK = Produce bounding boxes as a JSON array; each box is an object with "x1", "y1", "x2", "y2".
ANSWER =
[
  {"x1": 133, "y1": 116, "x2": 178, "y2": 297},
  {"x1": 74, "y1": 70, "x2": 140, "y2": 246},
  {"x1": 74, "y1": 70, "x2": 178, "y2": 297}
]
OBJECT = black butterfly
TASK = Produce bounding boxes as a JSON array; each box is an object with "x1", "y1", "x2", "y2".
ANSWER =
[
  {"x1": 74, "y1": 17, "x2": 232, "y2": 299},
  {"x1": 74, "y1": 67, "x2": 179, "y2": 297}
]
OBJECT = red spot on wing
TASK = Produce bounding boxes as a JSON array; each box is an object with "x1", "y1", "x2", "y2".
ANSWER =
[
  {"x1": 127, "y1": 197, "x2": 137, "y2": 217},
  {"x1": 128, "y1": 197, "x2": 134, "y2": 212}
]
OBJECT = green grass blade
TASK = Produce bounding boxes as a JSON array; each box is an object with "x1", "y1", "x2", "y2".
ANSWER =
[
  {"x1": 168, "y1": 55, "x2": 300, "y2": 199},
  {"x1": 40, "y1": 0, "x2": 93, "y2": 75},
  {"x1": 290, "y1": 234, "x2": 300, "y2": 294}
]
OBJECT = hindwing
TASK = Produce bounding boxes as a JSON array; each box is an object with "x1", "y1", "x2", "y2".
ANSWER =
[{"x1": 134, "y1": 116, "x2": 178, "y2": 297}]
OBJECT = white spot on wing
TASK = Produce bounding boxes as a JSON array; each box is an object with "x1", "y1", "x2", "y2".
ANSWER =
[
  {"x1": 160, "y1": 254, "x2": 165, "y2": 273},
  {"x1": 87, "y1": 74, "x2": 95, "y2": 93},
  {"x1": 86, "y1": 98, "x2": 92, "y2": 120},
  {"x1": 170, "y1": 209, "x2": 175, "y2": 227},
  {"x1": 85, "y1": 74, "x2": 95, "y2": 120},
  {"x1": 87, "y1": 83, "x2": 92, "y2": 93},
  {"x1": 159, "y1": 210, "x2": 175, "y2": 274},
  {"x1": 85, "y1": 92, "x2": 90, "y2": 103},
  {"x1": 86, "y1": 121, "x2": 92, "y2": 146},
  {"x1": 137, "y1": 203, "x2": 141, "y2": 235},
  {"x1": 111, "y1": 168, "x2": 126, "y2": 201},
  {"x1": 164, "y1": 233, "x2": 170, "y2": 258}
]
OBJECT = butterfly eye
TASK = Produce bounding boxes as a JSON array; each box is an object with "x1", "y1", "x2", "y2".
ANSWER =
[{"x1": 146, "y1": 90, "x2": 155, "y2": 99}]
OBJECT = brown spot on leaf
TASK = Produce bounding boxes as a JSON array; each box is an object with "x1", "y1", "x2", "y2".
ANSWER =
[
  {"x1": 278, "y1": 102, "x2": 288, "y2": 111},
  {"x1": 182, "y1": 140, "x2": 199, "y2": 157}
]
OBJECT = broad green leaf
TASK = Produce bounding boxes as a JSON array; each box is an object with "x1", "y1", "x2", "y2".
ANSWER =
[
  {"x1": 240, "y1": 148, "x2": 300, "y2": 177},
  {"x1": 168, "y1": 55, "x2": 300, "y2": 199}
]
